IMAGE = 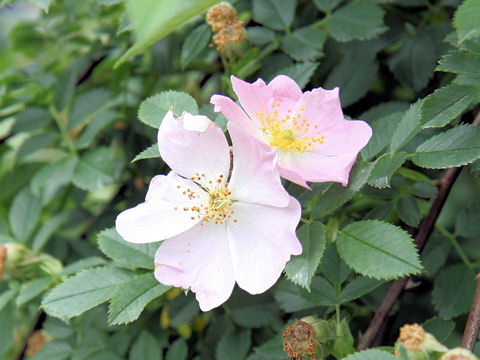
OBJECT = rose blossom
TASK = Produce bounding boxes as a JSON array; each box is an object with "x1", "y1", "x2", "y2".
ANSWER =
[
  {"x1": 115, "y1": 111, "x2": 301, "y2": 311},
  {"x1": 211, "y1": 75, "x2": 372, "y2": 188}
]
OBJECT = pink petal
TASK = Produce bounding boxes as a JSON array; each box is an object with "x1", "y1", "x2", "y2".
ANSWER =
[
  {"x1": 268, "y1": 75, "x2": 303, "y2": 101},
  {"x1": 299, "y1": 87, "x2": 345, "y2": 129},
  {"x1": 157, "y1": 111, "x2": 230, "y2": 187},
  {"x1": 115, "y1": 173, "x2": 203, "y2": 244},
  {"x1": 231, "y1": 76, "x2": 271, "y2": 121},
  {"x1": 228, "y1": 122, "x2": 289, "y2": 207},
  {"x1": 227, "y1": 198, "x2": 301, "y2": 294},
  {"x1": 154, "y1": 222, "x2": 235, "y2": 311}
]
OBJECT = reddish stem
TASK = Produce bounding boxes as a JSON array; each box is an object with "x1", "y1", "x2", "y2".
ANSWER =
[{"x1": 461, "y1": 274, "x2": 480, "y2": 351}]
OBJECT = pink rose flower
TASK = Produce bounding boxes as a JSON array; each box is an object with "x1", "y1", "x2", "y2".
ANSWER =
[
  {"x1": 115, "y1": 111, "x2": 302, "y2": 311},
  {"x1": 211, "y1": 75, "x2": 372, "y2": 188}
]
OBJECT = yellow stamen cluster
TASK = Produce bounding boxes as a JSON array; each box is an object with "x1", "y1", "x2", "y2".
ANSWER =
[
  {"x1": 255, "y1": 103, "x2": 324, "y2": 153},
  {"x1": 176, "y1": 173, "x2": 235, "y2": 225},
  {"x1": 206, "y1": 2, "x2": 245, "y2": 53},
  {"x1": 397, "y1": 323, "x2": 426, "y2": 351},
  {"x1": 283, "y1": 320, "x2": 317, "y2": 360}
]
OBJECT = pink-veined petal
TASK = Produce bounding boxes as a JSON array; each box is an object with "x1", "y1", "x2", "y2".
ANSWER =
[
  {"x1": 231, "y1": 76, "x2": 271, "y2": 121},
  {"x1": 268, "y1": 75, "x2": 303, "y2": 101},
  {"x1": 158, "y1": 111, "x2": 230, "y2": 187},
  {"x1": 228, "y1": 122, "x2": 289, "y2": 207},
  {"x1": 154, "y1": 222, "x2": 235, "y2": 311},
  {"x1": 115, "y1": 172, "x2": 203, "y2": 244},
  {"x1": 227, "y1": 198, "x2": 301, "y2": 294}
]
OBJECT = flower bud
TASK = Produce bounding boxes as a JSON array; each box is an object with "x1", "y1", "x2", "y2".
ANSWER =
[
  {"x1": 395, "y1": 323, "x2": 448, "y2": 360},
  {"x1": 439, "y1": 348, "x2": 479, "y2": 360}
]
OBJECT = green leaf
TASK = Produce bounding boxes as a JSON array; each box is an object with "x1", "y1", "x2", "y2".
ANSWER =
[
  {"x1": 72, "y1": 147, "x2": 124, "y2": 190},
  {"x1": 17, "y1": 277, "x2": 52, "y2": 306},
  {"x1": 411, "y1": 125, "x2": 480, "y2": 169},
  {"x1": 336, "y1": 220, "x2": 422, "y2": 279},
  {"x1": 455, "y1": 204, "x2": 480, "y2": 238},
  {"x1": 421, "y1": 232, "x2": 451, "y2": 276},
  {"x1": 216, "y1": 330, "x2": 251, "y2": 360},
  {"x1": 76, "y1": 110, "x2": 120, "y2": 149},
  {"x1": 254, "y1": 334, "x2": 286, "y2": 360},
  {"x1": 361, "y1": 112, "x2": 404, "y2": 160},
  {"x1": 59, "y1": 257, "x2": 108, "y2": 276},
  {"x1": 97, "y1": 228, "x2": 157, "y2": 269},
  {"x1": 321, "y1": 244, "x2": 351, "y2": 286},
  {"x1": 0, "y1": 117, "x2": 15, "y2": 138},
  {"x1": 411, "y1": 181, "x2": 438, "y2": 198},
  {"x1": 0, "y1": 289, "x2": 17, "y2": 312},
  {"x1": 281, "y1": 27, "x2": 326, "y2": 61},
  {"x1": 117, "y1": 0, "x2": 218, "y2": 67},
  {"x1": 437, "y1": 51, "x2": 480, "y2": 77},
  {"x1": 343, "y1": 349, "x2": 397, "y2": 360},
  {"x1": 331, "y1": 318, "x2": 355, "y2": 359},
  {"x1": 313, "y1": 0, "x2": 342, "y2": 13},
  {"x1": 129, "y1": 330, "x2": 162, "y2": 360},
  {"x1": 312, "y1": 161, "x2": 374, "y2": 218},
  {"x1": 325, "y1": 52, "x2": 378, "y2": 107},
  {"x1": 31, "y1": 155, "x2": 78, "y2": 197},
  {"x1": 28, "y1": 0, "x2": 52, "y2": 13},
  {"x1": 368, "y1": 152, "x2": 407, "y2": 188},
  {"x1": 53, "y1": 65, "x2": 78, "y2": 112},
  {"x1": 299, "y1": 276, "x2": 337, "y2": 306},
  {"x1": 42, "y1": 266, "x2": 134, "y2": 321},
  {"x1": 165, "y1": 338, "x2": 188, "y2": 360},
  {"x1": 67, "y1": 89, "x2": 112, "y2": 130},
  {"x1": 247, "y1": 27, "x2": 276, "y2": 45},
  {"x1": 423, "y1": 317, "x2": 455, "y2": 342},
  {"x1": 388, "y1": 32, "x2": 436, "y2": 91},
  {"x1": 252, "y1": 0, "x2": 296, "y2": 31},
  {"x1": 17, "y1": 132, "x2": 59, "y2": 159},
  {"x1": 32, "y1": 213, "x2": 70, "y2": 252},
  {"x1": 138, "y1": 91, "x2": 198, "y2": 128},
  {"x1": 278, "y1": 62, "x2": 319, "y2": 89},
  {"x1": 29, "y1": 341, "x2": 72, "y2": 360},
  {"x1": 338, "y1": 277, "x2": 384, "y2": 303},
  {"x1": 432, "y1": 265, "x2": 476, "y2": 319},
  {"x1": 273, "y1": 279, "x2": 316, "y2": 312},
  {"x1": 9, "y1": 187, "x2": 42, "y2": 243},
  {"x1": 454, "y1": 0, "x2": 480, "y2": 43},
  {"x1": 326, "y1": 3, "x2": 387, "y2": 42},
  {"x1": 131, "y1": 144, "x2": 161, "y2": 163},
  {"x1": 181, "y1": 24, "x2": 211, "y2": 70},
  {"x1": 285, "y1": 222, "x2": 326, "y2": 290},
  {"x1": 109, "y1": 273, "x2": 170, "y2": 325},
  {"x1": 421, "y1": 84, "x2": 478, "y2": 128},
  {"x1": 390, "y1": 101, "x2": 422, "y2": 152},
  {"x1": 396, "y1": 195, "x2": 421, "y2": 227},
  {"x1": 229, "y1": 292, "x2": 279, "y2": 328}
]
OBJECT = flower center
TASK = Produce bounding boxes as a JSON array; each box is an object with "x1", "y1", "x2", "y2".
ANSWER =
[
  {"x1": 205, "y1": 187, "x2": 233, "y2": 224},
  {"x1": 254, "y1": 103, "x2": 324, "y2": 153}
]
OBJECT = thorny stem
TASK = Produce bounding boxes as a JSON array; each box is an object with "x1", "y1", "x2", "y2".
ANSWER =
[
  {"x1": 461, "y1": 274, "x2": 480, "y2": 351},
  {"x1": 357, "y1": 108, "x2": 480, "y2": 350}
]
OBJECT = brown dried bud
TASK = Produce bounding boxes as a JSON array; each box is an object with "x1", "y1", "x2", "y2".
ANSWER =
[
  {"x1": 25, "y1": 331, "x2": 47, "y2": 357},
  {"x1": 439, "y1": 348, "x2": 479, "y2": 360},
  {"x1": 206, "y1": 2, "x2": 245, "y2": 54},
  {"x1": 0, "y1": 244, "x2": 6, "y2": 281},
  {"x1": 398, "y1": 323, "x2": 426, "y2": 351},
  {"x1": 283, "y1": 320, "x2": 317, "y2": 360},
  {"x1": 395, "y1": 323, "x2": 448, "y2": 359}
]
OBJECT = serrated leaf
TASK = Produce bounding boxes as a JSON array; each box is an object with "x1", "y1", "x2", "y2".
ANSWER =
[
  {"x1": 388, "y1": 32, "x2": 436, "y2": 91},
  {"x1": 285, "y1": 222, "x2": 325, "y2": 290},
  {"x1": 116, "y1": 0, "x2": 218, "y2": 67},
  {"x1": 338, "y1": 277, "x2": 384, "y2": 303},
  {"x1": 423, "y1": 317, "x2": 455, "y2": 342},
  {"x1": 432, "y1": 265, "x2": 476, "y2": 319},
  {"x1": 410, "y1": 181, "x2": 438, "y2": 199},
  {"x1": 97, "y1": 228, "x2": 157, "y2": 269},
  {"x1": 411, "y1": 125, "x2": 480, "y2": 169},
  {"x1": 326, "y1": 3, "x2": 387, "y2": 42},
  {"x1": 455, "y1": 204, "x2": 480, "y2": 238},
  {"x1": 42, "y1": 266, "x2": 134, "y2": 321},
  {"x1": 72, "y1": 147, "x2": 124, "y2": 190},
  {"x1": 312, "y1": 161, "x2": 374, "y2": 218},
  {"x1": 421, "y1": 232, "x2": 451, "y2": 276},
  {"x1": 281, "y1": 27, "x2": 326, "y2": 61},
  {"x1": 32, "y1": 213, "x2": 70, "y2": 252},
  {"x1": 454, "y1": 0, "x2": 480, "y2": 43},
  {"x1": 252, "y1": 0, "x2": 296, "y2": 31},
  {"x1": 216, "y1": 329, "x2": 251, "y2": 360},
  {"x1": 29, "y1": 341, "x2": 71, "y2": 360},
  {"x1": 343, "y1": 349, "x2": 397, "y2": 360},
  {"x1": 138, "y1": 91, "x2": 198, "y2": 128},
  {"x1": 321, "y1": 244, "x2": 351, "y2": 286},
  {"x1": 361, "y1": 112, "x2": 404, "y2": 160},
  {"x1": 31, "y1": 155, "x2": 78, "y2": 197},
  {"x1": 9, "y1": 187, "x2": 42, "y2": 243},
  {"x1": 299, "y1": 276, "x2": 337, "y2": 306},
  {"x1": 53, "y1": 65, "x2": 78, "y2": 112},
  {"x1": 421, "y1": 84, "x2": 478, "y2": 128},
  {"x1": 278, "y1": 61, "x2": 318, "y2": 89},
  {"x1": 368, "y1": 152, "x2": 407, "y2": 188},
  {"x1": 390, "y1": 101, "x2": 422, "y2": 152},
  {"x1": 109, "y1": 273, "x2": 169, "y2": 325},
  {"x1": 313, "y1": 0, "x2": 342, "y2": 13},
  {"x1": 229, "y1": 292, "x2": 279, "y2": 328},
  {"x1": 437, "y1": 51, "x2": 480, "y2": 77},
  {"x1": 131, "y1": 144, "x2": 161, "y2": 163},
  {"x1": 396, "y1": 195, "x2": 421, "y2": 227},
  {"x1": 76, "y1": 109, "x2": 120, "y2": 149},
  {"x1": 17, "y1": 277, "x2": 52, "y2": 306},
  {"x1": 336, "y1": 220, "x2": 422, "y2": 279},
  {"x1": 165, "y1": 338, "x2": 188, "y2": 360},
  {"x1": 325, "y1": 52, "x2": 378, "y2": 107},
  {"x1": 273, "y1": 279, "x2": 316, "y2": 312},
  {"x1": 59, "y1": 257, "x2": 108, "y2": 276},
  {"x1": 67, "y1": 89, "x2": 112, "y2": 130},
  {"x1": 247, "y1": 27, "x2": 276, "y2": 45},
  {"x1": 181, "y1": 24, "x2": 211, "y2": 70},
  {"x1": 129, "y1": 330, "x2": 162, "y2": 360}
]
